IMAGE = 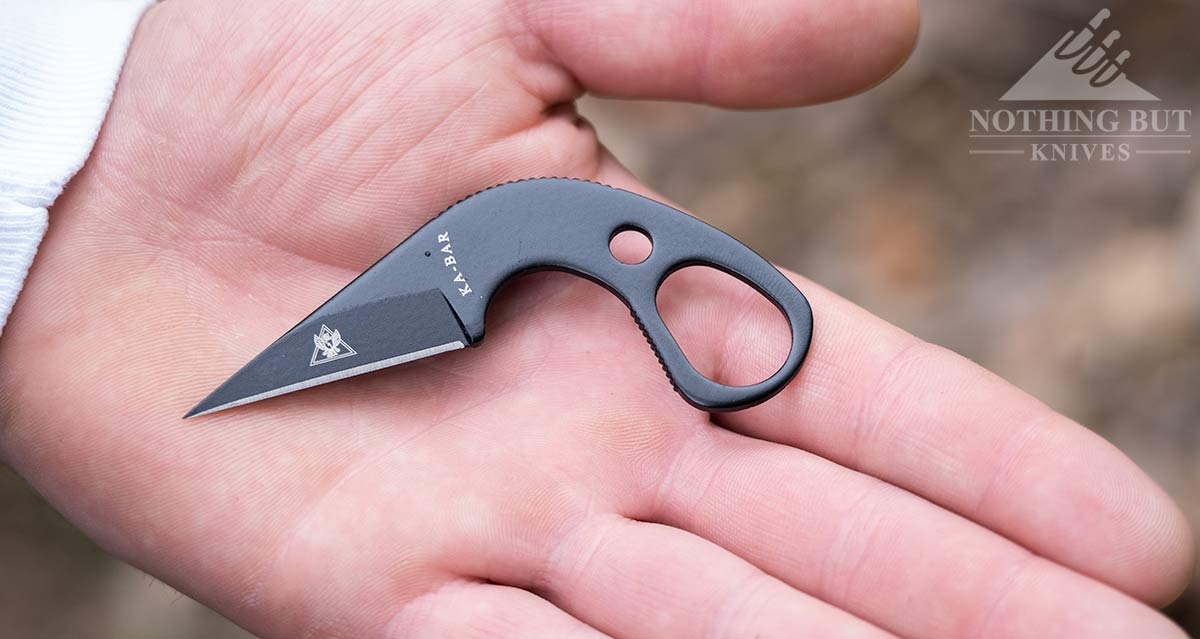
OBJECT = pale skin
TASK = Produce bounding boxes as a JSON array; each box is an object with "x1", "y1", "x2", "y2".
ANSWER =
[{"x1": 0, "y1": 0, "x2": 1193, "y2": 636}]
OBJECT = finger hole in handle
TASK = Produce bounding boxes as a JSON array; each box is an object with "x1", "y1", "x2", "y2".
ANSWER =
[
  {"x1": 656, "y1": 266, "x2": 790, "y2": 387},
  {"x1": 629, "y1": 260, "x2": 812, "y2": 412}
]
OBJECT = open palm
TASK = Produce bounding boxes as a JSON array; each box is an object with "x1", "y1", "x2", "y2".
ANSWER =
[{"x1": 0, "y1": 0, "x2": 1192, "y2": 636}]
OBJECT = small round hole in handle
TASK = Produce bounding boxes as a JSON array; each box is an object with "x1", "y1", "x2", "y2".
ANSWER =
[
  {"x1": 656, "y1": 265, "x2": 791, "y2": 388},
  {"x1": 610, "y1": 227, "x2": 653, "y2": 265}
]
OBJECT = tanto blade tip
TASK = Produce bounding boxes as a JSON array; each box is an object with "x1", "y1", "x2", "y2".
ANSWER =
[
  {"x1": 183, "y1": 407, "x2": 205, "y2": 420},
  {"x1": 181, "y1": 339, "x2": 467, "y2": 420},
  {"x1": 182, "y1": 287, "x2": 470, "y2": 421},
  {"x1": 183, "y1": 401, "x2": 220, "y2": 420}
]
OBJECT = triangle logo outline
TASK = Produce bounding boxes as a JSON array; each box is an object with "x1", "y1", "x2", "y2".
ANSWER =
[
  {"x1": 310, "y1": 324, "x2": 358, "y2": 366},
  {"x1": 1000, "y1": 9, "x2": 1158, "y2": 102}
]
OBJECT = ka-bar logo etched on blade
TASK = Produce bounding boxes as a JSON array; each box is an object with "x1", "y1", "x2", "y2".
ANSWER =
[{"x1": 310, "y1": 325, "x2": 357, "y2": 366}]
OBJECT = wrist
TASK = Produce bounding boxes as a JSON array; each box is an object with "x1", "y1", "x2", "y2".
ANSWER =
[{"x1": 0, "y1": 0, "x2": 157, "y2": 465}]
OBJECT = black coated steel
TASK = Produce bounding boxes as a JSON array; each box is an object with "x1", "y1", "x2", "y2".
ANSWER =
[{"x1": 187, "y1": 177, "x2": 813, "y2": 417}]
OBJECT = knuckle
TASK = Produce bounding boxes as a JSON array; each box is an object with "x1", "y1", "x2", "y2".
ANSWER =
[{"x1": 852, "y1": 336, "x2": 934, "y2": 461}]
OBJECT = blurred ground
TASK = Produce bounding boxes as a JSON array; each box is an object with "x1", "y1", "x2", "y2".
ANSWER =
[{"x1": 2, "y1": 0, "x2": 1196, "y2": 635}]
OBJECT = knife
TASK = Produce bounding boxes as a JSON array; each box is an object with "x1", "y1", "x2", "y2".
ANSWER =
[{"x1": 185, "y1": 178, "x2": 813, "y2": 418}]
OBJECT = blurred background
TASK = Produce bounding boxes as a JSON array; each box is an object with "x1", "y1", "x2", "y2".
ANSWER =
[{"x1": 2, "y1": 0, "x2": 1196, "y2": 635}]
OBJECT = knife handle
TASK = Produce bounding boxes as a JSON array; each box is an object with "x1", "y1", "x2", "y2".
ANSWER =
[
  {"x1": 426, "y1": 178, "x2": 814, "y2": 412},
  {"x1": 617, "y1": 230, "x2": 814, "y2": 413}
]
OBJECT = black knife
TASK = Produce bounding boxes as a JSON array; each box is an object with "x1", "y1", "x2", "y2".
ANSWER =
[{"x1": 186, "y1": 178, "x2": 813, "y2": 418}]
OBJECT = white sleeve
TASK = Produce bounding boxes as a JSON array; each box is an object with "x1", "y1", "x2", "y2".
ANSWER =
[{"x1": 0, "y1": 0, "x2": 154, "y2": 336}]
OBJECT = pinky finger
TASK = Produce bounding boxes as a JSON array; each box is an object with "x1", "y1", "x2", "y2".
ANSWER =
[{"x1": 386, "y1": 580, "x2": 609, "y2": 639}]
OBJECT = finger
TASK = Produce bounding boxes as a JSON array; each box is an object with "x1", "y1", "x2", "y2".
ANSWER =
[
  {"x1": 713, "y1": 275, "x2": 1193, "y2": 605},
  {"x1": 389, "y1": 581, "x2": 608, "y2": 639},
  {"x1": 516, "y1": 514, "x2": 893, "y2": 639},
  {"x1": 514, "y1": 0, "x2": 919, "y2": 106},
  {"x1": 594, "y1": 158, "x2": 1195, "y2": 606},
  {"x1": 653, "y1": 422, "x2": 1185, "y2": 637}
]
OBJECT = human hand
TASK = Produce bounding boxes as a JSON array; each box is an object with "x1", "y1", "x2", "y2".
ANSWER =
[{"x1": 0, "y1": 0, "x2": 1192, "y2": 636}]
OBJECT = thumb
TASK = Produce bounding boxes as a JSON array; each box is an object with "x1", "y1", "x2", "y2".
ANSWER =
[{"x1": 515, "y1": 0, "x2": 919, "y2": 107}]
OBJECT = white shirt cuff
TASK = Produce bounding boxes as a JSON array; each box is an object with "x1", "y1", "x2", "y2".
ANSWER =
[{"x1": 0, "y1": 0, "x2": 155, "y2": 336}]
